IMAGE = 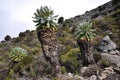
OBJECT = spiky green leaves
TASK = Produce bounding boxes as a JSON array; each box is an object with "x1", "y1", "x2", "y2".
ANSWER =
[
  {"x1": 9, "y1": 47, "x2": 27, "y2": 62},
  {"x1": 75, "y1": 22, "x2": 96, "y2": 41},
  {"x1": 33, "y1": 6, "x2": 58, "y2": 29}
]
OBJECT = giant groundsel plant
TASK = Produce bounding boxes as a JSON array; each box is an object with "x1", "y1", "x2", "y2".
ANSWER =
[{"x1": 9, "y1": 47, "x2": 27, "y2": 62}]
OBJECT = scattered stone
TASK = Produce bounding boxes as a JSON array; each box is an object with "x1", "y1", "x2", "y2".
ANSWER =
[
  {"x1": 81, "y1": 67, "x2": 88, "y2": 73},
  {"x1": 74, "y1": 75, "x2": 84, "y2": 80},
  {"x1": 115, "y1": 50, "x2": 120, "y2": 55},
  {"x1": 109, "y1": 50, "x2": 116, "y2": 55},
  {"x1": 98, "y1": 67, "x2": 115, "y2": 80},
  {"x1": 89, "y1": 75, "x2": 97, "y2": 80},
  {"x1": 80, "y1": 64, "x2": 100, "y2": 77},
  {"x1": 109, "y1": 50, "x2": 120, "y2": 55},
  {"x1": 104, "y1": 74, "x2": 120, "y2": 80},
  {"x1": 113, "y1": 67, "x2": 120, "y2": 74},
  {"x1": 68, "y1": 72, "x2": 73, "y2": 77},
  {"x1": 103, "y1": 67, "x2": 115, "y2": 75},
  {"x1": 98, "y1": 73, "x2": 107, "y2": 80}
]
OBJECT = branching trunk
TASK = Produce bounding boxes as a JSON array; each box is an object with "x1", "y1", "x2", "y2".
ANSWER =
[
  {"x1": 77, "y1": 39, "x2": 95, "y2": 66},
  {"x1": 37, "y1": 28, "x2": 61, "y2": 77}
]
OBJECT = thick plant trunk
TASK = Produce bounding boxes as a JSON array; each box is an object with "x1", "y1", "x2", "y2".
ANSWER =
[
  {"x1": 77, "y1": 39, "x2": 95, "y2": 66},
  {"x1": 37, "y1": 28, "x2": 61, "y2": 77}
]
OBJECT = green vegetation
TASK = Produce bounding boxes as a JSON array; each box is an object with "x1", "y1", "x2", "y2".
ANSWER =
[
  {"x1": 101, "y1": 59, "x2": 110, "y2": 67},
  {"x1": 7, "y1": 55, "x2": 37, "y2": 79},
  {"x1": 75, "y1": 22, "x2": 96, "y2": 41},
  {"x1": 9, "y1": 47, "x2": 27, "y2": 62},
  {"x1": 33, "y1": 6, "x2": 58, "y2": 29},
  {"x1": 61, "y1": 48, "x2": 81, "y2": 73}
]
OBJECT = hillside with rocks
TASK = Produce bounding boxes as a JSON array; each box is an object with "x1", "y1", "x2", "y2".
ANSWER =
[{"x1": 0, "y1": 0, "x2": 120, "y2": 80}]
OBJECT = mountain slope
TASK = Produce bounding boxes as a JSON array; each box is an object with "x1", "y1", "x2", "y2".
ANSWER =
[{"x1": 0, "y1": 0, "x2": 120, "y2": 79}]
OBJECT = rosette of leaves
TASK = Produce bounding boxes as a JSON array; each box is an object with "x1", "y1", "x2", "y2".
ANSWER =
[
  {"x1": 75, "y1": 22, "x2": 96, "y2": 42},
  {"x1": 33, "y1": 6, "x2": 58, "y2": 30},
  {"x1": 9, "y1": 47, "x2": 27, "y2": 62}
]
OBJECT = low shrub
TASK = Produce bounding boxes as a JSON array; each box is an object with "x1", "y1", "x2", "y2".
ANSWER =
[
  {"x1": 19, "y1": 32, "x2": 26, "y2": 37},
  {"x1": 60, "y1": 48, "x2": 81, "y2": 73},
  {"x1": 101, "y1": 59, "x2": 110, "y2": 67},
  {"x1": 4, "y1": 35, "x2": 11, "y2": 41}
]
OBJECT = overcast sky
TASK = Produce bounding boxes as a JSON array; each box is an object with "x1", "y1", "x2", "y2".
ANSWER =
[{"x1": 0, "y1": 0, "x2": 111, "y2": 41}]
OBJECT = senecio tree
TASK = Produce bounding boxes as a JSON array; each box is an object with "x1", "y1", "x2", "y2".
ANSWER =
[
  {"x1": 75, "y1": 22, "x2": 96, "y2": 66},
  {"x1": 33, "y1": 6, "x2": 61, "y2": 77}
]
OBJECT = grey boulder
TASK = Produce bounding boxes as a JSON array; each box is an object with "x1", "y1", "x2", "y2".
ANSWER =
[
  {"x1": 101, "y1": 53, "x2": 120, "y2": 67},
  {"x1": 96, "y1": 36, "x2": 116, "y2": 52}
]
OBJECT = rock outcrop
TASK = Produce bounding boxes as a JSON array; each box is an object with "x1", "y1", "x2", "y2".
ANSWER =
[
  {"x1": 101, "y1": 53, "x2": 120, "y2": 67},
  {"x1": 96, "y1": 36, "x2": 116, "y2": 52}
]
